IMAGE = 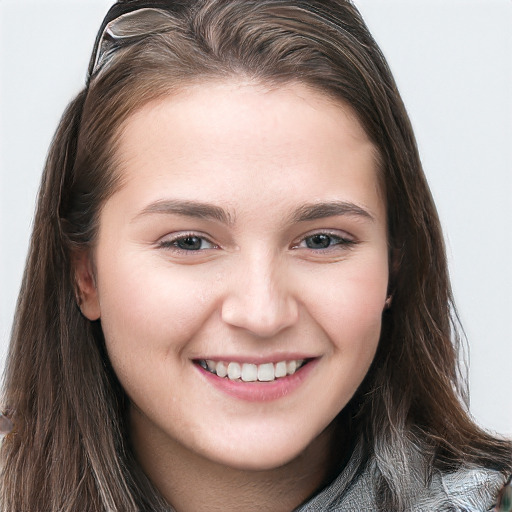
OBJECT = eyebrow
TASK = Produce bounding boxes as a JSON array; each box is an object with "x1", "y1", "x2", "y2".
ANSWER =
[
  {"x1": 133, "y1": 199, "x2": 373, "y2": 225},
  {"x1": 290, "y1": 201, "x2": 375, "y2": 223},
  {"x1": 133, "y1": 199, "x2": 234, "y2": 224}
]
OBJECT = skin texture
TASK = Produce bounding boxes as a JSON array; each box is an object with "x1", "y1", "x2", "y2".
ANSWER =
[{"x1": 77, "y1": 81, "x2": 389, "y2": 511}]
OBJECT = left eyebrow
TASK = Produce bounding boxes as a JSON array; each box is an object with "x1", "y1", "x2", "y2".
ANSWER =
[{"x1": 290, "y1": 201, "x2": 375, "y2": 223}]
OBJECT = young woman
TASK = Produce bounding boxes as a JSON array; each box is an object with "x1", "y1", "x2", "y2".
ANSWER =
[{"x1": 1, "y1": 1, "x2": 510, "y2": 511}]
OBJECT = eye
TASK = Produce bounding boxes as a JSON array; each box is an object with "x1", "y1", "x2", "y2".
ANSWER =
[
  {"x1": 174, "y1": 235, "x2": 209, "y2": 251},
  {"x1": 305, "y1": 234, "x2": 335, "y2": 249},
  {"x1": 158, "y1": 233, "x2": 217, "y2": 252},
  {"x1": 295, "y1": 232, "x2": 356, "y2": 250}
]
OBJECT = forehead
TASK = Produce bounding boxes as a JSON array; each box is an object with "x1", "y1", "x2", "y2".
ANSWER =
[
  {"x1": 110, "y1": 80, "x2": 384, "y2": 221},
  {"x1": 118, "y1": 79, "x2": 374, "y2": 146}
]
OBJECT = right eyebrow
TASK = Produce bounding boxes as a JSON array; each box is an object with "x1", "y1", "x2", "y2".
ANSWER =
[{"x1": 132, "y1": 199, "x2": 234, "y2": 225}]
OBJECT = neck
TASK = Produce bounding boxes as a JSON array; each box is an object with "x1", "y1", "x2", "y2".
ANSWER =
[{"x1": 130, "y1": 411, "x2": 343, "y2": 512}]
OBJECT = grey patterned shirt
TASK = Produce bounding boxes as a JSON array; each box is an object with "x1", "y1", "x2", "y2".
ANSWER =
[{"x1": 296, "y1": 453, "x2": 507, "y2": 511}]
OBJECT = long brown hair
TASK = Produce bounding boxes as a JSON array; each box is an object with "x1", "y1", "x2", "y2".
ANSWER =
[{"x1": 2, "y1": 1, "x2": 510, "y2": 511}]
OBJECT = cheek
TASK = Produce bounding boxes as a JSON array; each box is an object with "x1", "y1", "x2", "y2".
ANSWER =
[
  {"x1": 302, "y1": 260, "x2": 388, "y2": 345},
  {"x1": 310, "y1": 262, "x2": 387, "y2": 406},
  {"x1": 95, "y1": 251, "x2": 217, "y2": 362}
]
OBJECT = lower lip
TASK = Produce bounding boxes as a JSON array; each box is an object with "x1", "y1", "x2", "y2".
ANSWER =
[{"x1": 195, "y1": 360, "x2": 318, "y2": 402}]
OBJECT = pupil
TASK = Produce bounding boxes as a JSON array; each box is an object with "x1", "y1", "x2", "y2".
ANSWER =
[
  {"x1": 178, "y1": 236, "x2": 202, "y2": 250},
  {"x1": 307, "y1": 234, "x2": 331, "y2": 249}
]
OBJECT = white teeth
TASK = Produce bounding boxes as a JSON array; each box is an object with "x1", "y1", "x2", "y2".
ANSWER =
[
  {"x1": 257, "y1": 363, "x2": 274, "y2": 382},
  {"x1": 241, "y1": 364, "x2": 258, "y2": 382},
  {"x1": 286, "y1": 360, "x2": 297, "y2": 375},
  {"x1": 227, "y1": 362, "x2": 241, "y2": 380},
  {"x1": 216, "y1": 361, "x2": 227, "y2": 378},
  {"x1": 199, "y1": 359, "x2": 306, "y2": 382},
  {"x1": 275, "y1": 361, "x2": 287, "y2": 378},
  {"x1": 206, "y1": 360, "x2": 217, "y2": 372}
]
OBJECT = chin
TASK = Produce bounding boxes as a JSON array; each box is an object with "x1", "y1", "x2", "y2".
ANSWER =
[
  {"x1": 204, "y1": 424, "x2": 332, "y2": 473},
  {"x1": 213, "y1": 446, "x2": 306, "y2": 472}
]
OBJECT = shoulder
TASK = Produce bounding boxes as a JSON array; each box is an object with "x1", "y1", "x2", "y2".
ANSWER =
[
  {"x1": 296, "y1": 460, "x2": 508, "y2": 512},
  {"x1": 412, "y1": 465, "x2": 508, "y2": 512}
]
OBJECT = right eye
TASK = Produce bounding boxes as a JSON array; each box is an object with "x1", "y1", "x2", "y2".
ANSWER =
[{"x1": 158, "y1": 233, "x2": 217, "y2": 252}]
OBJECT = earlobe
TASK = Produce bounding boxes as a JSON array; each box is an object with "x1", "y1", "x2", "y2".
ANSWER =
[{"x1": 73, "y1": 252, "x2": 101, "y2": 321}]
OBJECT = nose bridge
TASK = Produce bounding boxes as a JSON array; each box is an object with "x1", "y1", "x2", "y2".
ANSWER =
[{"x1": 221, "y1": 249, "x2": 298, "y2": 337}]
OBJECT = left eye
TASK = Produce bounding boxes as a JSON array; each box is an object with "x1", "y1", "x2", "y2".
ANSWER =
[
  {"x1": 160, "y1": 235, "x2": 216, "y2": 251},
  {"x1": 298, "y1": 233, "x2": 353, "y2": 250}
]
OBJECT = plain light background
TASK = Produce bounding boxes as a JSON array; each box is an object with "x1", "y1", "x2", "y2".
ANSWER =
[{"x1": 1, "y1": 0, "x2": 511, "y2": 436}]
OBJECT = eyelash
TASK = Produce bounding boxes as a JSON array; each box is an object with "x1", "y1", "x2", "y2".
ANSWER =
[{"x1": 157, "y1": 231, "x2": 356, "y2": 254}]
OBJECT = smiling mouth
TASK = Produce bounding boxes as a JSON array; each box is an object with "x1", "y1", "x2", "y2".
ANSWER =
[{"x1": 195, "y1": 359, "x2": 309, "y2": 383}]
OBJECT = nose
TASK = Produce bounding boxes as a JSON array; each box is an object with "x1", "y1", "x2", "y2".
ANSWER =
[{"x1": 221, "y1": 253, "x2": 299, "y2": 338}]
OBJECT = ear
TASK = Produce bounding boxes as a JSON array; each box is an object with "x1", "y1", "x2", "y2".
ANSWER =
[{"x1": 73, "y1": 251, "x2": 101, "y2": 321}]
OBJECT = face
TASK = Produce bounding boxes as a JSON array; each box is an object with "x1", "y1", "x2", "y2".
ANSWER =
[{"x1": 79, "y1": 81, "x2": 389, "y2": 472}]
